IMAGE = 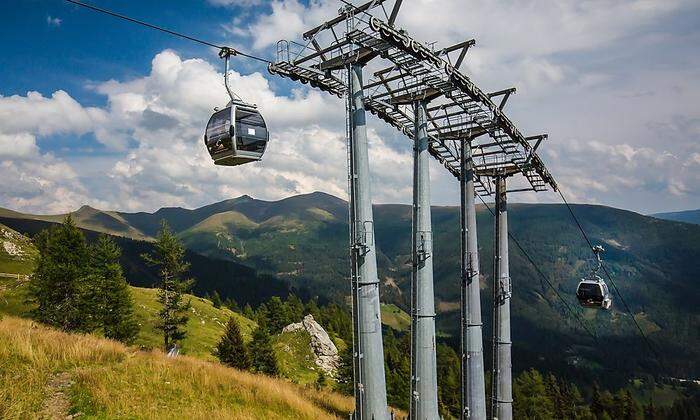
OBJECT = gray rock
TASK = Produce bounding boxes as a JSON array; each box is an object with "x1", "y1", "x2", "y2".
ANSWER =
[{"x1": 282, "y1": 314, "x2": 340, "y2": 376}]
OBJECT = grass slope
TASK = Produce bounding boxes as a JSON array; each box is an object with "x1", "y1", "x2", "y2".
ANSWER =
[
  {"x1": 0, "y1": 223, "x2": 37, "y2": 275},
  {"x1": 130, "y1": 287, "x2": 257, "y2": 359},
  {"x1": 0, "y1": 206, "x2": 151, "y2": 241},
  {"x1": 0, "y1": 316, "x2": 353, "y2": 419},
  {"x1": 0, "y1": 278, "x2": 257, "y2": 360},
  {"x1": 381, "y1": 304, "x2": 411, "y2": 332}
]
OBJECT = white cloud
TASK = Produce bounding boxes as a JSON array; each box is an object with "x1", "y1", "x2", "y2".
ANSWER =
[
  {"x1": 0, "y1": 50, "x2": 403, "y2": 213},
  {"x1": 3, "y1": 1, "x2": 700, "y2": 214},
  {"x1": 47, "y1": 16, "x2": 62, "y2": 27},
  {"x1": 0, "y1": 90, "x2": 105, "y2": 137},
  {"x1": 0, "y1": 133, "x2": 38, "y2": 159}
]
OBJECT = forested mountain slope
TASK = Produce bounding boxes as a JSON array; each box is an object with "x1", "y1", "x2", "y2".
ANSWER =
[{"x1": 1, "y1": 192, "x2": 698, "y2": 379}]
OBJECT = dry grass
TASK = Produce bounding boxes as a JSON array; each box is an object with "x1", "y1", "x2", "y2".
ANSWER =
[{"x1": 0, "y1": 316, "x2": 354, "y2": 419}]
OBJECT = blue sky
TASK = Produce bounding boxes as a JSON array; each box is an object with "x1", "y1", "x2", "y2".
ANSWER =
[{"x1": 1, "y1": 0, "x2": 699, "y2": 214}]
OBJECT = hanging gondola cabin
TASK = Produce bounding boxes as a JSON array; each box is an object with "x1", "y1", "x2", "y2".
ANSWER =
[
  {"x1": 204, "y1": 101, "x2": 269, "y2": 166},
  {"x1": 576, "y1": 276, "x2": 612, "y2": 310}
]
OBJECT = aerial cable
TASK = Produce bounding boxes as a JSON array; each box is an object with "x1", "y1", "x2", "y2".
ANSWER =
[
  {"x1": 557, "y1": 189, "x2": 667, "y2": 368},
  {"x1": 475, "y1": 194, "x2": 602, "y2": 346},
  {"x1": 63, "y1": 0, "x2": 272, "y2": 64}
]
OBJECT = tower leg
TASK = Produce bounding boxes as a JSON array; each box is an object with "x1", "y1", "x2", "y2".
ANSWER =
[
  {"x1": 491, "y1": 176, "x2": 512, "y2": 420},
  {"x1": 460, "y1": 142, "x2": 487, "y2": 419},
  {"x1": 348, "y1": 63, "x2": 390, "y2": 420},
  {"x1": 410, "y1": 100, "x2": 440, "y2": 420}
]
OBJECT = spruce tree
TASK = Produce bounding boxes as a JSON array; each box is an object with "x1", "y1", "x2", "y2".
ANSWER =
[
  {"x1": 223, "y1": 297, "x2": 240, "y2": 313},
  {"x1": 142, "y1": 221, "x2": 194, "y2": 352},
  {"x1": 216, "y1": 317, "x2": 249, "y2": 370},
  {"x1": 31, "y1": 216, "x2": 92, "y2": 332},
  {"x1": 266, "y1": 296, "x2": 290, "y2": 333},
  {"x1": 242, "y1": 303, "x2": 255, "y2": 319},
  {"x1": 315, "y1": 372, "x2": 327, "y2": 390},
  {"x1": 91, "y1": 235, "x2": 138, "y2": 343},
  {"x1": 210, "y1": 290, "x2": 222, "y2": 309},
  {"x1": 335, "y1": 346, "x2": 354, "y2": 395},
  {"x1": 513, "y1": 369, "x2": 555, "y2": 419},
  {"x1": 248, "y1": 325, "x2": 279, "y2": 376},
  {"x1": 286, "y1": 294, "x2": 304, "y2": 322}
]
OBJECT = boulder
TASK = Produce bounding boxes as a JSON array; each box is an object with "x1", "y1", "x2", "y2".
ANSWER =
[{"x1": 282, "y1": 314, "x2": 340, "y2": 376}]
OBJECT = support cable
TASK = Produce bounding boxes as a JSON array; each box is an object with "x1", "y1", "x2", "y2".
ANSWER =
[
  {"x1": 476, "y1": 194, "x2": 601, "y2": 346},
  {"x1": 556, "y1": 190, "x2": 667, "y2": 368},
  {"x1": 64, "y1": 0, "x2": 272, "y2": 64}
]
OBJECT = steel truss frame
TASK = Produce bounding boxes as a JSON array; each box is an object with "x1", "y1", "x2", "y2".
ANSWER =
[{"x1": 268, "y1": 0, "x2": 557, "y2": 196}]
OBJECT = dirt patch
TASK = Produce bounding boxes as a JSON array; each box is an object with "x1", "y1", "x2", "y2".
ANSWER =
[
  {"x1": 40, "y1": 372, "x2": 78, "y2": 419},
  {"x1": 436, "y1": 300, "x2": 460, "y2": 313}
]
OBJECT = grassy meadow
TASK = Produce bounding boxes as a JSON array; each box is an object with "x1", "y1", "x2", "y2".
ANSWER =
[{"x1": 0, "y1": 316, "x2": 354, "y2": 419}]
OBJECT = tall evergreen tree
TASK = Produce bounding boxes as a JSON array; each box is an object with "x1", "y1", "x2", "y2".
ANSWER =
[
  {"x1": 31, "y1": 216, "x2": 92, "y2": 332},
  {"x1": 248, "y1": 325, "x2": 279, "y2": 376},
  {"x1": 266, "y1": 296, "x2": 290, "y2": 333},
  {"x1": 285, "y1": 294, "x2": 304, "y2": 323},
  {"x1": 513, "y1": 369, "x2": 555, "y2": 419},
  {"x1": 90, "y1": 235, "x2": 138, "y2": 343},
  {"x1": 223, "y1": 297, "x2": 240, "y2": 313},
  {"x1": 242, "y1": 303, "x2": 255, "y2": 320},
  {"x1": 210, "y1": 290, "x2": 222, "y2": 309},
  {"x1": 142, "y1": 221, "x2": 194, "y2": 351},
  {"x1": 335, "y1": 346, "x2": 354, "y2": 395},
  {"x1": 436, "y1": 343, "x2": 461, "y2": 418},
  {"x1": 216, "y1": 317, "x2": 249, "y2": 370}
]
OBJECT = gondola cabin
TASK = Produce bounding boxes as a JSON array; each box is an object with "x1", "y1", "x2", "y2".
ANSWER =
[
  {"x1": 204, "y1": 101, "x2": 269, "y2": 166},
  {"x1": 576, "y1": 276, "x2": 612, "y2": 310}
]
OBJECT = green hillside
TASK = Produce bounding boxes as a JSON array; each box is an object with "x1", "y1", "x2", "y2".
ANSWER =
[
  {"x1": 118, "y1": 193, "x2": 700, "y2": 379},
  {"x1": 0, "y1": 316, "x2": 354, "y2": 419},
  {"x1": 2, "y1": 193, "x2": 699, "y2": 381},
  {"x1": 0, "y1": 276, "x2": 256, "y2": 360},
  {"x1": 653, "y1": 209, "x2": 700, "y2": 225},
  {"x1": 0, "y1": 223, "x2": 37, "y2": 275},
  {"x1": 0, "y1": 206, "x2": 150, "y2": 240}
]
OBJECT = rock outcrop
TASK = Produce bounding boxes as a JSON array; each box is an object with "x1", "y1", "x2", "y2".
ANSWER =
[{"x1": 282, "y1": 315, "x2": 340, "y2": 376}]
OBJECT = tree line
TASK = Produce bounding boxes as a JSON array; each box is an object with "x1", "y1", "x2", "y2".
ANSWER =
[
  {"x1": 30, "y1": 217, "x2": 194, "y2": 351},
  {"x1": 28, "y1": 217, "x2": 699, "y2": 418}
]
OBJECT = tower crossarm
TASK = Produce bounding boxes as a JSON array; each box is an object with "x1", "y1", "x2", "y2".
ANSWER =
[{"x1": 270, "y1": 1, "x2": 557, "y2": 195}]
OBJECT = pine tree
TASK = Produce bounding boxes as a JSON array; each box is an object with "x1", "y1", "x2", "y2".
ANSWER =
[
  {"x1": 248, "y1": 325, "x2": 279, "y2": 376},
  {"x1": 91, "y1": 235, "x2": 138, "y2": 343},
  {"x1": 644, "y1": 400, "x2": 658, "y2": 420},
  {"x1": 223, "y1": 297, "x2": 240, "y2": 312},
  {"x1": 242, "y1": 303, "x2": 255, "y2": 319},
  {"x1": 142, "y1": 221, "x2": 194, "y2": 352},
  {"x1": 546, "y1": 373, "x2": 564, "y2": 419},
  {"x1": 315, "y1": 372, "x2": 327, "y2": 390},
  {"x1": 266, "y1": 296, "x2": 290, "y2": 333},
  {"x1": 623, "y1": 390, "x2": 643, "y2": 420},
  {"x1": 335, "y1": 346, "x2": 354, "y2": 395},
  {"x1": 30, "y1": 216, "x2": 92, "y2": 332},
  {"x1": 210, "y1": 290, "x2": 222, "y2": 309},
  {"x1": 285, "y1": 294, "x2": 304, "y2": 323},
  {"x1": 215, "y1": 317, "x2": 249, "y2": 370},
  {"x1": 513, "y1": 369, "x2": 555, "y2": 419}
]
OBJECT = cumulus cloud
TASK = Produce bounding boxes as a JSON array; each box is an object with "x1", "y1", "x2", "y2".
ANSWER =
[
  {"x1": 0, "y1": 50, "x2": 408, "y2": 213},
  {"x1": 2, "y1": 1, "x2": 700, "y2": 214}
]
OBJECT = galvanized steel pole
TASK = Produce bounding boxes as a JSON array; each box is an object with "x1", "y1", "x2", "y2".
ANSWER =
[
  {"x1": 491, "y1": 175, "x2": 512, "y2": 420},
  {"x1": 348, "y1": 63, "x2": 390, "y2": 420},
  {"x1": 460, "y1": 141, "x2": 487, "y2": 420},
  {"x1": 410, "y1": 100, "x2": 440, "y2": 420}
]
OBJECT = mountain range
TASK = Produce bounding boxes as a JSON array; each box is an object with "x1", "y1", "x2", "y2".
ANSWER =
[
  {"x1": 653, "y1": 209, "x2": 700, "y2": 225},
  {"x1": 1, "y1": 192, "x2": 698, "y2": 382}
]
